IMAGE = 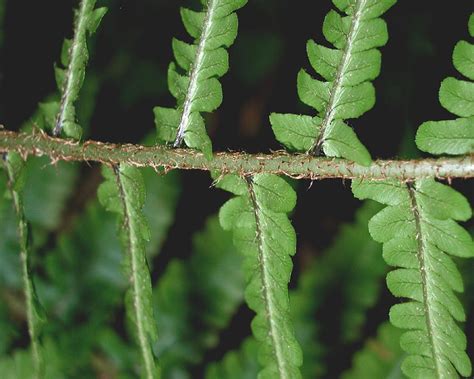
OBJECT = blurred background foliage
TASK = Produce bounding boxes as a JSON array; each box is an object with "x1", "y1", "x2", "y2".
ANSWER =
[{"x1": 0, "y1": 0, "x2": 473, "y2": 377}]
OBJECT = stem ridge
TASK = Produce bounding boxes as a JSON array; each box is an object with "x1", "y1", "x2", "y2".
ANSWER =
[{"x1": 0, "y1": 130, "x2": 472, "y2": 180}]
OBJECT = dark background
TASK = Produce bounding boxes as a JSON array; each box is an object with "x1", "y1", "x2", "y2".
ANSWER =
[{"x1": 1, "y1": 0, "x2": 473, "y2": 377}]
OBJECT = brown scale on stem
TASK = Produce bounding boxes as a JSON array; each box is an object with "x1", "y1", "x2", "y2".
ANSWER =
[{"x1": 0, "y1": 129, "x2": 472, "y2": 181}]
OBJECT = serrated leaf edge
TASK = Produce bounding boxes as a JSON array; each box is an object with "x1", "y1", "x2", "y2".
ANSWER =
[
  {"x1": 312, "y1": 0, "x2": 367, "y2": 154},
  {"x1": 246, "y1": 177, "x2": 289, "y2": 378},
  {"x1": 54, "y1": 0, "x2": 104, "y2": 138},
  {"x1": 353, "y1": 178, "x2": 473, "y2": 378},
  {"x1": 415, "y1": 13, "x2": 474, "y2": 155},
  {"x1": 112, "y1": 166, "x2": 157, "y2": 379},
  {"x1": 218, "y1": 174, "x2": 302, "y2": 378},
  {"x1": 174, "y1": 0, "x2": 216, "y2": 147},
  {"x1": 406, "y1": 182, "x2": 443, "y2": 377}
]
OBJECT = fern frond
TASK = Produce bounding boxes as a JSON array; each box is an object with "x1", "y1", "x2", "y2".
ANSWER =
[
  {"x1": 1, "y1": 153, "x2": 45, "y2": 378},
  {"x1": 204, "y1": 337, "x2": 260, "y2": 379},
  {"x1": 352, "y1": 178, "x2": 474, "y2": 378},
  {"x1": 98, "y1": 165, "x2": 158, "y2": 379},
  {"x1": 217, "y1": 173, "x2": 302, "y2": 378},
  {"x1": 342, "y1": 322, "x2": 404, "y2": 379},
  {"x1": 24, "y1": 68, "x2": 101, "y2": 139},
  {"x1": 200, "y1": 199, "x2": 382, "y2": 379},
  {"x1": 416, "y1": 13, "x2": 474, "y2": 155},
  {"x1": 153, "y1": 216, "x2": 244, "y2": 378},
  {"x1": 32, "y1": 167, "x2": 178, "y2": 376},
  {"x1": 49, "y1": 0, "x2": 107, "y2": 138},
  {"x1": 154, "y1": 0, "x2": 247, "y2": 159},
  {"x1": 270, "y1": 0, "x2": 396, "y2": 165}
]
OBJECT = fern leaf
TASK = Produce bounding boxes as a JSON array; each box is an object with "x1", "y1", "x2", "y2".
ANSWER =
[
  {"x1": 270, "y1": 0, "x2": 396, "y2": 165},
  {"x1": 50, "y1": 0, "x2": 107, "y2": 138},
  {"x1": 416, "y1": 13, "x2": 474, "y2": 155},
  {"x1": 202, "y1": 202, "x2": 384, "y2": 378},
  {"x1": 352, "y1": 178, "x2": 474, "y2": 378},
  {"x1": 342, "y1": 322, "x2": 404, "y2": 379},
  {"x1": 98, "y1": 165, "x2": 158, "y2": 379},
  {"x1": 204, "y1": 338, "x2": 260, "y2": 379},
  {"x1": 24, "y1": 65, "x2": 101, "y2": 139},
  {"x1": 154, "y1": 0, "x2": 247, "y2": 159},
  {"x1": 32, "y1": 167, "x2": 178, "y2": 376},
  {"x1": 153, "y1": 216, "x2": 244, "y2": 379},
  {"x1": 1, "y1": 153, "x2": 45, "y2": 378},
  {"x1": 217, "y1": 173, "x2": 302, "y2": 378}
]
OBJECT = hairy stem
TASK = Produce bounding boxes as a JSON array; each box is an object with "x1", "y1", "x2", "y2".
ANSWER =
[
  {"x1": 2, "y1": 155, "x2": 42, "y2": 378},
  {"x1": 0, "y1": 130, "x2": 472, "y2": 180},
  {"x1": 113, "y1": 165, "x2": 157, "y2": 379},
  {"x1": 311, "y1": 0, "x2": 365, "y2": 154},
  {"x1": 54, "y1": 0, "x2": 95, "y2": 136}
]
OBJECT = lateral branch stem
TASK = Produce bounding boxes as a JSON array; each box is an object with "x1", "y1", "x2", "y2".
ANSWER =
[{"x1": 0, "y1": 130, "x2": 473, "y2": 181}]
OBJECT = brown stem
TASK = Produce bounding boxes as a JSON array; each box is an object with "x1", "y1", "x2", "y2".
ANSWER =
[{"x1": 0, "y1": 129, "x2": 473, "y2": 181}]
